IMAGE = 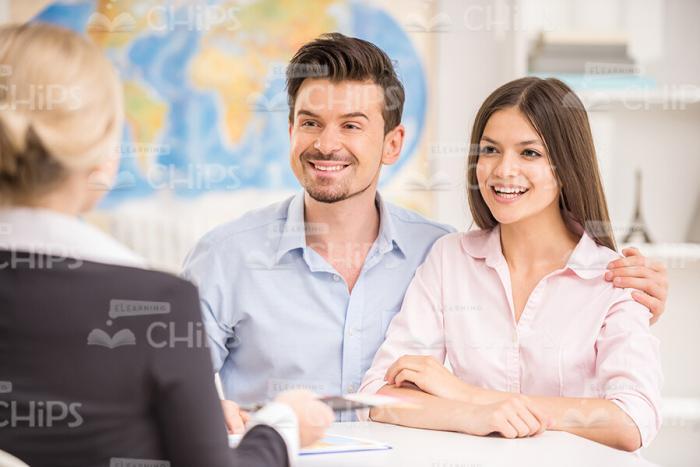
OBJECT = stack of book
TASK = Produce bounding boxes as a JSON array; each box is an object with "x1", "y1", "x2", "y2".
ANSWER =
[{"x1": 528, "y1": 31, "x2": 655, "y2": 90}]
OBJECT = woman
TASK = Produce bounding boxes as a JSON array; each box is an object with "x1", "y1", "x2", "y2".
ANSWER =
[
  {"x1": 359, "y1": 77, "x2": 662, "y2": 452},
  {"x1": 0, "y1": 23, "x2": 332, "y2": 466}
]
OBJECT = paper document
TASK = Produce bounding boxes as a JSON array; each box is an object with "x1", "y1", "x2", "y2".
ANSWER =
[{"x1": 229, "y1": 433, "x2": 391, "y2": 455}]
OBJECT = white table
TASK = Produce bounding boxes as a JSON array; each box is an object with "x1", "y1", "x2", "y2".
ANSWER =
[{"x1": 298, "y1": 422, "x2": 658, "y2": 467}]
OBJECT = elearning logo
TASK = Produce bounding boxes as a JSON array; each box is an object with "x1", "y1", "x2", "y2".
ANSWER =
[{"x1": 87, "y1": 300, "x2": 171, "y2": 349}]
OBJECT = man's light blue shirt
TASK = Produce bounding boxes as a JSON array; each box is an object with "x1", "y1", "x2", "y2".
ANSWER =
[{"x1": 182, "y1": 191, "x2": 454, "y2": 421}]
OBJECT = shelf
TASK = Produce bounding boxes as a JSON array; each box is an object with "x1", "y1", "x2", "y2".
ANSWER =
[
  {"x1": 576, "y1": 87, "x2": 700, "y2": 111},
  {"x1": 527, "y1": 72, "x2": 700, "y2": 111},
  {"x1": 620, "y1": 242, "x2": 700, "y2": 265},
  {"x1": 662, "y1": 397, "x2": 700, "y2": 422}
]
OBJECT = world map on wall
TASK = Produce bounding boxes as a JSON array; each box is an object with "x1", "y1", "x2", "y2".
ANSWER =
[{"x1": 36, "y1": 0, "x2": 427, "y2": 207}]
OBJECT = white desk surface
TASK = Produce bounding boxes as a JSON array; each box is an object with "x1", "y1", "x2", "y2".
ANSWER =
[{"x1": 298, "y1": 422, "x2": 658, "y2": 467}]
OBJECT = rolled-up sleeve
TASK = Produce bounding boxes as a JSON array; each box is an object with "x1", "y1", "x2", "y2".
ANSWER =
[
  {"x1": 595, "y1": 295, "x2": 663, "y2": 447},
  {"x1": 358, "y1": 239, "x2": 447, "y2": 419}
]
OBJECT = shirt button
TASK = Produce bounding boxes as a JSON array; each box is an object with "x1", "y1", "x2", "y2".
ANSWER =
[
  {"x1": 333, "y1": 274, "x2": 340, "y2": 282},
  {"x1": 347, "y1": 385, "x2": 356, "y2": 392}
]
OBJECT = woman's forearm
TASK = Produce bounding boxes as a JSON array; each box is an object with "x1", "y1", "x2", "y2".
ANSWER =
[
  {"x1": 531, "y1": 395, "x2": 641, "y2": 451},
  {"x1": 373, "y1": 383, "x2": 641, "y2": 451},
  {"x1": 467, "y1": 387, "x2": 641, "y2": 451},
  {"x1": 370, "y1": 385, "x2": 468, "y2": 433}
]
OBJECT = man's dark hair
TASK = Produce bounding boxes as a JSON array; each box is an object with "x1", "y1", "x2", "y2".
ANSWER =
[{"x1": 286, "y1": 32, "x2": 405, "y2": 134}]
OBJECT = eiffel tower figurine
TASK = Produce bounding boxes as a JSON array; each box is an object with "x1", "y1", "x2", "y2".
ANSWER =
[{"x1": 622, "y1": 170, "x2": 653, "y2": 243}]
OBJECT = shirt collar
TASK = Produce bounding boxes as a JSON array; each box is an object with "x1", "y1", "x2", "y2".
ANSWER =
[
  {"x1": 566, "y1": 225, "x2": 614, "y2": 279},
  {"x1": 376, "y1": 191, "x2": 406, "y2": 256},
  {"x1": 274, "y1": 191, "x2": 307, "y2": 263},
  {"x1": 274, "y1": 190, "x2": 405, "y2": 264},
  {"x1": 461, "y1": 223, "x2": 611, "y2": 279},
  {"x1": 0, "y1": 207, "x2": 145, "y2": 268},
  {"x1": 459, "y1": 224, "x2": 504, "y2": 269}
]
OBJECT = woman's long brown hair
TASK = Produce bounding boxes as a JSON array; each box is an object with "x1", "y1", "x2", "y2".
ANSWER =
[{"x1": 466, "y1": 77, "x2": 616, "y2": 251}]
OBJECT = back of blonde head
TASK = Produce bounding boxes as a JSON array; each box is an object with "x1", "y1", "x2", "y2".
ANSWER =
[{"x1": 0, "y1": 22, "x2": 122, "y2": 204}]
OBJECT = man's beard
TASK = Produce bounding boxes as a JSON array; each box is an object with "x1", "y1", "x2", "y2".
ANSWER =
[
  {"x1": 300, "y1": 148, "x2": 371, "y2": 204},
  {"x1": 305, "y1": 180, "x2": 373, "y2": 204}
]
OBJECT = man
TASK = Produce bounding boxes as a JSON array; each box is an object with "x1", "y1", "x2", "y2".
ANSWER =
[{"x1": 182, "y1": 33, "x2": 669, "y2": 430}]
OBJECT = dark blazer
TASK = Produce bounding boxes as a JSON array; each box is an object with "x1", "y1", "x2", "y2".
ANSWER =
[{"x1": 0, "y1": 250, "x2": 289, "y2": 467}]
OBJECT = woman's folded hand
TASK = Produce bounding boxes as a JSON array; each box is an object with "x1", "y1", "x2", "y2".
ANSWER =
[
  {"x1": 463, "y1": 394, "x2": 553, "y2": 439},
  {"x1": 384, "y1": 355, "x2": 476, "y2": 402}
]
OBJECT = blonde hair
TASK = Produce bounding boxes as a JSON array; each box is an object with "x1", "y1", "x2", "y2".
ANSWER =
[{"x1": 0, "y1": 22, "x2": 123, "y2": 204}]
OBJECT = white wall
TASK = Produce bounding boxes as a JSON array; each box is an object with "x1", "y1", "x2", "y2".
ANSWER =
[
  {"x1": 431, "y1": 0, "x2": 700, "y2": 243},
  {"x1": 431, "y1": 0, "x2": 521, "y2": 230},
  {"x1": 0, "y1": 0, "x2": 8, "y2": 22}
]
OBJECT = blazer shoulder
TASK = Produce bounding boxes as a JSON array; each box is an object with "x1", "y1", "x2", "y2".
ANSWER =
[{"x1": 80, "y1": 260, "x2": 199, "y2": 300}]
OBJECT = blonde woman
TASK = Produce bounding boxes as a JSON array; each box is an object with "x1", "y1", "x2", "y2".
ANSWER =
[{"x1": 0, "y1": 23, "x2": 332, "y2": 466}]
